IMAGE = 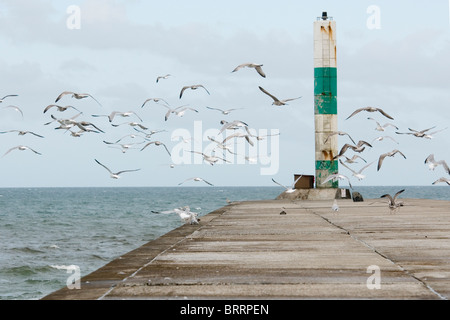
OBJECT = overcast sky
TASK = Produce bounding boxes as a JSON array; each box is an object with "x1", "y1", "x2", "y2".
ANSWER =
[{"x1": 0, "y1": 0, "x2": 449, "y2": 188}]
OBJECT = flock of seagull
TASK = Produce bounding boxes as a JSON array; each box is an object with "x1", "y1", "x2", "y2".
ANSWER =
[
  {"x1": 0, "y1": 61, "x2": 304, "y2": 225},
  {"x1": 318, "y1": 106, "x2": 450, "y2": 211},
  {"x1": 1, "y1": 61, "x2": 449, "y2": 218}
]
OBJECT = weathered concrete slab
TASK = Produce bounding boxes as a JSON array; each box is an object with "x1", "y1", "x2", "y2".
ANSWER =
[{"x1": 42, "y1": 198, "x2": 450, "y2": 300}]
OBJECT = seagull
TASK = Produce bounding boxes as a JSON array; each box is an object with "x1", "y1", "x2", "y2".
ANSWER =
[
  {"x1": 346, "y1": 107, "x2": 394, "y2": 120},
  {"x1": 111, "y1": 122, "x2": 148, "y2": 130},
  {"x1": 103, "y1": 140, "x2": 145, "y2": 153},
  {"x1": 332, "y1": 199, "x2": 339, "y2": 212},
  {"x1": 141, "y1": 98, "x2": 169, "y2": 108},
  {"x1": 92, "y1": 111, "x2": 143, "y2": 123},
  {"x1": 380, "y1": 189, "x2": 405, "y2": 212},
  {"x1": 140, "y1": 141, "x2": 171, "y2": 156},
  {"x1": 156, "y1": 74, "x2": 172, "y2": 83},
  {"x1": 222, "y1": 132, "x2": 254, "y2": 147},
  {"x1": 367, "y1": 117, "x2": 398, "y2": 131},
  {"x1": 43, "y1": 104, "x2": 82, "y2": 114},
  {"x1": 334, "y1": 140, "x2": 372, "y2": 159},
  {"x1": 218, "y1": 120, "x2": 249, "y2": 134},
  {"x1": 324, "y1": 131, "x2": 356, "y2": 145},
  {"x1": 0, "y1": 130, "x2": 44, "y2": 138},
  {"x1": 179, "y1": 85, "x2": 210, "y2": 99},
  {"x1": 244, "y1": 128, "x2": 280, "y2": 141},
  {"x1": 339, "y1": 159, "x2": 374, "y2": 181},
  {"x1": 232, "y1": 63, "x2": 266, "y2": 78},
  {"x1": 2, "y1": 105, "x2": 24, "y2": 118},
  {"x1": 187, "y1": 150, "x2": 230, "y2": 165},
  {"x1": 377, "y1": 149, "x2": 407, "y2": 171},
  {"x1": 55, "y1": 91, "x2": 102, "y2": 107},
  {"x1": 432, "y1": 177, "x2": 450, "y2": 186},
  {"x1": 341, "y1": 155, "x2": 367, "y2": 164},
  {"x1": 271, "y1": 175, "x2": 302, "y2": 193},
  {"x1": 2, "y1": 145, "x2": 42, "y2": 157},
  {"x1": 133, "y1": 127, "x2": 166, "y2": 138},
  {"x1": 0, "y1": 94, "x2": 18, "y2": 103},
  {"x1": 174, "y1": 206, "x2": 199, "y2": 225},
  {"x1": 207, "y1": 136, "x2": 236, "y2": 155},
  {"x1": 164, "y1": 105, "x2": 198, "y2": 121},
  {"x1": 258, "y1": 86, "x2": 302, "y2": 106},
  {"x1": 424, "y1": 154, "x2": 450, "y2": 174},
  {"x1": 423, "y1": 127, "x2": 448, "y2": 139},
  {"x1": 395, "y1": 126, "x2": 436, "y2": 138},
  {"x1": 94, "y1": 159, "x2": 140, "y2": 179},
  {"x1": 321, "y1": 173, "x2": 353, "y2": 189},
  {"x1": 206, "y1": 106, "x2": 243, "y2": 115},
  {"x1": 178, "y1": 177, "x2": 214, "y2": 186},
  {"x1": 371, "y1": 135, "x2": 399, "y2": 144}
]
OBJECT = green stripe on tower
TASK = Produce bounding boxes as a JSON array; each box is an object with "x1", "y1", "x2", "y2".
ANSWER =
[{"x1": 314, "y1": 67, "x2": 337, "y2": 115}]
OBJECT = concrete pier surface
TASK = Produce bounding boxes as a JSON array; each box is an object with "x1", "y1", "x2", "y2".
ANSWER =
[{"x1": 43, "y1": 197, "x2": 450, "y2": 300}]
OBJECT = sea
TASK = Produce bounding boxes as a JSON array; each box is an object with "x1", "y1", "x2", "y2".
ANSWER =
[{"x1": 0, "y1": 185, "x2": 449, "y2": 300}]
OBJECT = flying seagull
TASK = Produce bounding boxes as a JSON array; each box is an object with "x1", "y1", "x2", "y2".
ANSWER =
[
  {"x1": 432, "y1": 177, "x2": 450, "y2": 186},
  {"x1": 0, "y1": 130, "x2": 44, "y2": 138},
  {"x1": 423, "y1": 127, "x2": 448, "y2": 139},
  {"x1": 0, "y1": 94, "x2": 18, "y2": 103},
  {"x1": 377, "y1": 149, "x2": 407, "y2": 171},
  {"x1": 324, "y1": 131, "x2": 356, "y2": 145},
  {"x1": 395, "y1": 126, "x2": 436, "y2": 138},
  {"x1": 174, "y1": 206, "x2": 199, "y2": 225},
  {"x1": 188, "y1": 150, "x2": 229, "y2": 166},
  {"x1": 346, "y1": 107, "x2": 394, "y2": 120},
  {"x1": 94, "y1": 159, "x2": 140, "y2": 179},
  {"x1": 178, "y1": 177, "x2": 214, "y2": 186},
  {"x1": 367, "y1": 117, "x2": 398, "y2": 131},
  {"x1": 335, "y1": 140, "x2": 372, "y2": 159},
  {"x1": 55, "y1": 91, "x2": 102, "y2": 107},
  {"x1": 272, "y1": 175, "x2": 303, "y2": 193},
  {"x1": 43, "y1": 104, "x2": 82, "y2": 114},
  {"x1": 232, "y1": 63, "x2": 266, "y2": 78},
  {"x1": 92, "y1": 111, "x2": 143, "y2": 123},
  {"x1": 218, "y1": 120, "x2": 249, "y2": 134},
  {"x1": 140, "y1": 141, "x2": 171, "y2": 156},
  {"x1": 2, "y1": 105, "x2": 24, "y2": 118},
  {"x1": 380, "y1": 189, "x2": 405, "y2": 212},
  {"x1": 141, "y1": 98, "x2": 169, "y2": 108},
  {"x1": 340, "y1": 154, "x2": 367, "y2": 164},
  {"x1": 111, "y1": 122, "x2": 148, "y2": 130},
  {"x1": 156, "y1": 74, "x2": 172, "y2": 83},
  {"x1": 206, "y1": 106, "x2": 243, "y2": 115},
  {"x1": 339, "y1": 159, "x2": 374, "y2": 181},
  {"x1": 371, "y1": 135, "x2": 399, "y2": 144},
  {"x1": 2, "y1": 145, "x2": 42, "y2": 157},
  {"x1": 424, "y1": 154, "x2": 450, "y2": 174},
  {"x1": 179, "y1": 85, "x2": 210, "y2": 99},
  {"x1": 321, "y1": 173, "x2": 353, "y2": 189},
  {"x1": 258, "y1": 86, "x2": 302, "y2": 106},
  {"x1": 164, "y1": 105, "x2": 198, "y2": 121}
]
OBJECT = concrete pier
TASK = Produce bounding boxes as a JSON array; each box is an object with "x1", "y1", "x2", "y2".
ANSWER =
[{"x1": 43, "y1": 197, "x2": 450, "y2": 300}]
